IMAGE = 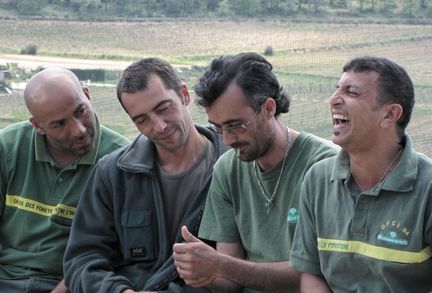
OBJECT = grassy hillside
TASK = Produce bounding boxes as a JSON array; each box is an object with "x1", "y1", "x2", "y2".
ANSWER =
[{"x1": 1, "y1": 18, "x2": 431, "y2": 156}]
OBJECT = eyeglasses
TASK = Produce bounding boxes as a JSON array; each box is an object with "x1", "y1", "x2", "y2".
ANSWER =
[{"x1": 214, "y1": 104, "x2": 263, "y2": 135}]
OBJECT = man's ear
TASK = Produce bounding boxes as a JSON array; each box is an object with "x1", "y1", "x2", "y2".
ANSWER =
[
  {"x1": 82, "y1": 86, "x2": 90, "y2": 101},
  {"x1": 380, "y1": 104, "x2": 403, "y2": 128},
  {"x1": 29, "y1": 117, "x2": 45, "y2": 135},
  {"x1": 180, "y1": 84, "x2": 191, "y2": 106},
  {"x1": 262, "y1": 97, "x2": 276, "y2": 117}
]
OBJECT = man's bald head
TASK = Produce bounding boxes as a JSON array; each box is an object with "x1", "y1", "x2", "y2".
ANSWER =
[
  {"x1": 24, "y1": 67, "x2": 85, "y2": 117},
  {"x1": 23, "y1": 67, "x2": 97, "y2": 166}
]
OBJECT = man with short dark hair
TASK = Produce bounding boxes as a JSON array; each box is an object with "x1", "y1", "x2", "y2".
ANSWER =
[
  {"x1": 64, "y1": 58, "x2": 225, "y2": 293},
  {"x1": 289, "y1": 56, "x2": 432, "y2": 292},
  {"x1": 172, "y1": 52, "x2": 338, "y2": 293},
  {"x1": 0, "y1": 67, "x2": 128, "y2": 293}
]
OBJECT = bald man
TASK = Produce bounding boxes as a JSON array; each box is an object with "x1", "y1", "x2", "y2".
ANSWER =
[{"x1": 0, "y1": 67, "x2": 129, "y2": 292}]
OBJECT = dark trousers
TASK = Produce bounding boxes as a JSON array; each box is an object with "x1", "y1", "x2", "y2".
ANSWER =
[{"x1": 0, "y1": 277, "x2": 60, "y2": 293}]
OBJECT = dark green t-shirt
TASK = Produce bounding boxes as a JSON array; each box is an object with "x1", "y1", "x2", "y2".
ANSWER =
[
  {"x1": 0, "y1": 120, "x2": 128, "y2": 279},
  {"x1": 199, "y1": 132, "x2": 338, "y2": 262}
]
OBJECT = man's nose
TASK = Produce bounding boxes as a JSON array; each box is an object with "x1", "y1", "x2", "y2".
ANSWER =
[
  {"x1": 151, "y1": 115, "x2": 167, "y2": 133},
  {"x1": 70, "y1": 119, "x2": 86, "y2": 137}
]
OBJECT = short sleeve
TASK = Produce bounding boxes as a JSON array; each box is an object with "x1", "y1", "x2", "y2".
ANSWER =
[
  {"x1": 199, "y1": 155, "x2": 241, "y2": 243},
  {"x1": 289, "y1": 168, "x2": 322, "y2": 275}
]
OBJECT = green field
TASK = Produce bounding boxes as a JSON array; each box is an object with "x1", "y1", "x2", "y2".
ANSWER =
[{"x1": 1, "y1": 18, "x2": 431, "y2": 156}]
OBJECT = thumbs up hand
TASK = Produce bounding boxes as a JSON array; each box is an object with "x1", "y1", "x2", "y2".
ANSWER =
[
  {"x1": 180, "y1": 225, "x2": 200, "y2": 243},
  {"x1": 173, "y1": 226, "x2": 220, "y2": 287}
]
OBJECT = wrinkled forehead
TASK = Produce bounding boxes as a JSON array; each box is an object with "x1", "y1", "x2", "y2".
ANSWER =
[{"x1": 339, "y1": 70, "x2": 380, "y2": 87}]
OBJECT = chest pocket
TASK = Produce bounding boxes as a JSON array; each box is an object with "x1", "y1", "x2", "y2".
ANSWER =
[{"x1": 121, "y1": 210, "x2": 155, "y2": 261}]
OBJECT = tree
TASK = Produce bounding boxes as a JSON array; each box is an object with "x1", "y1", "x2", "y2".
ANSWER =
[
  {"x1": 231, "y1": 0, "x2": 262, "y2": 16},
  {"x1": 100, "y1": 0, "x2": 109, "y2": 11},
  {"x1": 379, "y1": 0, "x2": 396, "y2": 14},
  {"x1": 17, "y1": 0, "x2": 44, "y2": 14},
  {"x1": 206, "y1": 0, "x2": 221, "y2": 11},
  {"x1": 311, "y1": 0, "x2": 325, "y2": 14},
  {"x1": 275, "y1": 0, "x2": 297, "y2": 15},
  {"x1": 165, "y1": 0, "x2": 181, "y2": 16},
  {"x1": 216, "y1": 0, "x2": 235, "y2": 16},
  {"x1": 297, "y1": 0, "x2": 309, "y2": 11},
  {"x1": 402, "y1": 0, "x2": 414, "y2": 17}
]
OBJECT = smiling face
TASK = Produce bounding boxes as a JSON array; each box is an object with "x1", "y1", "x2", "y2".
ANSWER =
[
  {"x1": 206, "y1": 82, "x2": 274, "y2": 162},
  {"x1": 121, "y1": 74, "x2": 193, "y2": 153},
  {"x1": 329, "y1": 70, "x2": 388, "y2": 152}
]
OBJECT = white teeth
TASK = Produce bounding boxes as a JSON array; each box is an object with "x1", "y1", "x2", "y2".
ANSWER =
[
  {"x1": 332, "y1": 113, "x2": 350, "y2": 125},
  {"x1": 333, "y1": 114, "x2": 348, "y2": 120}
]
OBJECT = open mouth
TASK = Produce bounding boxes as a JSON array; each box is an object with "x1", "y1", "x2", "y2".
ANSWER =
[{"x1": 333, "y1": 113, "x2": 350, "y2": 126}]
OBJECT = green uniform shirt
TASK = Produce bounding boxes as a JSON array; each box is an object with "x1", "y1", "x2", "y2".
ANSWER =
[
  {"x1": 0, "y1": 120, "x2": 128, "y2": 280},
  {"x1": 290, "y1": 135, "x2": 432, "y2": 292},
  {"x1": 199, "y1": 132, "x2": 338, "y2": 262}
]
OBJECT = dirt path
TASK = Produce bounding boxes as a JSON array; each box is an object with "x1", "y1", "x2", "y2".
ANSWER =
[{"x1": 0, "y1": 54, "x2": 133, "y2": 70}]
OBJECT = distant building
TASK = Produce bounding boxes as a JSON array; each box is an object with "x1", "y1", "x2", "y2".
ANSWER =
[{"x1": 0, "y1": 70, "x2": 11, "y2": 82}]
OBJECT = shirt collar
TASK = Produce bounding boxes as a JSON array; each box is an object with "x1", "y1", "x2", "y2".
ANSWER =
[{"x1": 330, "y1": 134, "x2": 417, "y2": 195}]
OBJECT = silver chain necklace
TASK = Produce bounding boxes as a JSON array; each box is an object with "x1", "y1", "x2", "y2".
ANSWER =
[
  {"x1": 253, "y1": 126, "x2": 292, "y2": 214},
  {"x1": 351, "y1": 146, "x2": 403, "y2": 192}
]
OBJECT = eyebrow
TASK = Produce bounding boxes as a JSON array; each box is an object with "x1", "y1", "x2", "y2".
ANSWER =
[
  {"x1": 48, "y1": 119, "x2": 65, "y2": 127},
  {"x1": 73, "y1": 103, "x2": 86, "y2": 115},
  {"x1": 47, "y1": 102, "x2": 86, "y2": 126},
  {"x1": 345, "y1": 84, "x2": 361, "y2": 91},
  {"x1": 130, "y1": 99, "x2": 171, "y2": 122},
  {"x1": 208, "y1": 118, "x2": 242, "y2": 127}
]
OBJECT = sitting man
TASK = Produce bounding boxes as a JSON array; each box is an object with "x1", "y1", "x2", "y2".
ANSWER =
[
  {"x1": 290, "y1": 56, "x2": 432, "y2": 292},
  {"x1": 0, "y1": 67, "x2": 128, "y2": 292},
  {"x1": 173, "y1": 52, "x2": 338, "y2": 292},
  {"x1": 64, "y1": 58, "x2": 225, "y2": 292}
]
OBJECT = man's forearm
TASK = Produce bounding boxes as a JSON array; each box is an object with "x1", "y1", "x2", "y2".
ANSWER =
[
  {"x1": 216, "y1": 254, "x2": 300, "y2": 293},
  {"x1": 300, "y1": 273, "x2": 331, "y2": 293},
  {"x1": 205, "y1": 277, "x2": 243, "y2": 293}
]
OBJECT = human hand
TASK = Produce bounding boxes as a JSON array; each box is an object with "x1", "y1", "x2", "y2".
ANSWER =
[
  {"x1": 172, "y1": 226, "x2": 220, "y2": 287},
  {"x1": 50, "y1": 280, "x2": 68, "y2": 293}
]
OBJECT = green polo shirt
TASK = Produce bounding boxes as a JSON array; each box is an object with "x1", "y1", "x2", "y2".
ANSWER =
[
  {"x1": 0, "y1": 119, "x2": 128, "y2": 280},
  {"x1": 290, "y1": 135, "x2": 432, "y2": 292}
]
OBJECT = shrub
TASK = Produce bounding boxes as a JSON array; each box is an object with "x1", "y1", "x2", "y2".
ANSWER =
[
  {"x1": 264, "y1": 45, "x2": 274, "y2": 56},
  {"x1": 20, "y1": 44, "x2": 38, "y2": 55}
]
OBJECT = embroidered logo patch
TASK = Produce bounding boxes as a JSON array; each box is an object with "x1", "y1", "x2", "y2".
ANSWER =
[
  {"x1": 130, "y1": 247, "x2": 147, "y2": 257},
  {"x1": 377, "y1": 220, "x2": 410, "y2": 247},
  {"x1": 377, "y1": 231, "x2": 408, "y2": 246},
  {"x1": 287, "y1": 208, "x2": 298, "y2": 224}
]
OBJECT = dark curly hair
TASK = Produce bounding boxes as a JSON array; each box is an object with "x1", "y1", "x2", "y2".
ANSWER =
[{"x1": 194, "y1": 52, "x2": 290, "y2": 116}]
